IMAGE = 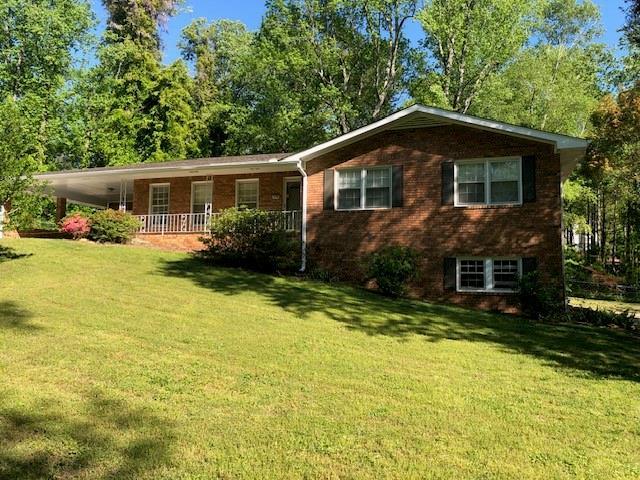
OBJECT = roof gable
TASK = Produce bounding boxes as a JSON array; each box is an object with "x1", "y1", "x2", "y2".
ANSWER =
[{"x1": 283, "y1": 104, "x2": 588, "y2": 179}]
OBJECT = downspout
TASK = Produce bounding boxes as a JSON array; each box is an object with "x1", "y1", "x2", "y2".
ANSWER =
[{"x1": 296, "y1": 160, "x2": 308, "y2": 272}]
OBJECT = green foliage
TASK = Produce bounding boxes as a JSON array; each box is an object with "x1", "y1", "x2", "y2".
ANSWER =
[
  {"x1": 413, "y1": 0, "x2": 537, "y2": 113},
  {"x1": 179, "y1": 19, "x2": 253, "y2": 156},
  {"x1": 564, "y1": 306, "x2": 640, "y2": 332},
  {"x1": 518, "y1": 272, "x2": 564, "y2": 318},
  {"x1": 79, "y1": 31, "x2": 201, "y2": 166},
  {"x1": 412, "y1": 0, "x2": 611, "y2": 138},
  {"x1": 0, "y1": 0, "x2": 94, "y2": 171},
  {"x1": 475, "y1": 44, "x2": 609, "y2": 136},
  {"x1": 209, "y1": 0, "x2": 418, "y2": 154},
  {"x1": 625, "y1": 0, "x2": 640, "y2": 49},
  {"x1": 564, "y1": 247, "x2": 590, "y2": 282},
  {"x1": 0, "y1": 98, "x2": 40, "y2": 205},
  {"x1": 102, "y1": 0, "x2": 183, "y2": 53},
  {"x1": 88, "y1": 209, "x2": 141, "y2": 243},
  {"x1": 200, "y1": 208, "x2": 300, "y2": 273},
  {"x1": 0, "y1": 0, "x2": 94, "y2": 99},
  {"x1": 5, "y1": 186, "x2": 56, "y2": 231},
  {"x1": 71, "y1": 0, "x2": 200, "y2": 167},
  {"x1": 367, "y1": 246, "x2": 419, "y2": 297},
  {"x1": 474, "y1": 0, "x2": 610, "y2": 137}
]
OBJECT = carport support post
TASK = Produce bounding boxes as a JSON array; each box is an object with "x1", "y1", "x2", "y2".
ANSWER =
[
  {"x1": 119, "y1": 180, "x2": 127, "y2": 212},
  {"x1": 56, "y1": 197, "x2": 67, "y2": 222}
]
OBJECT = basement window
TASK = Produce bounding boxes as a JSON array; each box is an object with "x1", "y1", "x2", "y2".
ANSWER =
[{"x1": 457, "y1": 258, "x2": 521, "y2": 293}]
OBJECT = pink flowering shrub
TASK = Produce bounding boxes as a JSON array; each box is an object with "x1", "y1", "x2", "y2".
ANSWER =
[{"x1": 60, "y1": 213, "x2": 91, "y2": 239}]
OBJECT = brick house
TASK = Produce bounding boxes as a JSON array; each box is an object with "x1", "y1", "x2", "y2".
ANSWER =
[{"x1": 30, "y1": 105, "x2": 587, "y2": 311}]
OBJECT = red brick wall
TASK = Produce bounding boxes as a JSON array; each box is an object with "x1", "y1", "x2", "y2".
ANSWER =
[
  {"x1": 305, "y1": 125, "x2": 564, "y2": 312},
  {"x1": 132, "y1": 171, "x2": 300, "y2": 215}
]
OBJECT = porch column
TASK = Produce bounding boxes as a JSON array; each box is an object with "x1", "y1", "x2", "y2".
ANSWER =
[
  {"x1": 119, "y1": 180, "x2": 127, "y2": 211},
  {"x1": 56, "y1": 197, "x2": 67, "y2": 222}
]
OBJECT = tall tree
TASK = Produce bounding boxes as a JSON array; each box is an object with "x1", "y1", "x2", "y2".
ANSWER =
[
  {"x1": 180, "y1": 19, "x2": 253, "y2": 156},
  {"x1": 102, "y1": 0, "x2": 181, "y2": 53},
  {"x1": 0, "y1": 0, "x2": 94, "y2": 170},
  {"x1": 82, "y1": 0, "x2": 199, "y2": 166},
  {"x1": 474, "y1": 0, "x2": 610, "y2": 136},
  {"x1": 411, "y1": 0, "x2": 537, "y2": 113},
  {"x1": 561, "y1": 0, "x2": 640, "y2": 281},
  {"x1": 290, "y1": 0, "x2": 418, "y2": 130},
  {"x1": 0, "y1": 98, "x2": 38, "y2": 207},
  {"x1": 625, "y1": 0, "x2": 640, "y2": 49},
  {"x1": 214, "y1": 0, "x2": 418, "y2": 154}
]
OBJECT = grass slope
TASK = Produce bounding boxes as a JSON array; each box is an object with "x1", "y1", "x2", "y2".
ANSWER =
[{"x1": 1, "y1": 239, "x2": 639, "y2": 479}]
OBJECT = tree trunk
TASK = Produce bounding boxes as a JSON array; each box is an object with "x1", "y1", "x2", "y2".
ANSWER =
[{"x1": 600, "y1": 189, "x2": 606, "y2": 265}]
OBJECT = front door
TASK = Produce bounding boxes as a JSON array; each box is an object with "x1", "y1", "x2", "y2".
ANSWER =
[{"x1": 285, "y1": 180, "x2": 301, "y2": 211}]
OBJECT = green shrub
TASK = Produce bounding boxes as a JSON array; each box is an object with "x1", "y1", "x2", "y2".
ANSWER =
[
  {"x1": 200, "y1": 208, "x2": 300, "y2": 273},
  {"x1": 565, "y1": 306, "x2": 640, "y2": 332},
  {"x1": 518, "y1": 272, "x2": 564, "y2": 318},
  {"x1": 367, "y1": 245, "x2": 419, "y2": 297},
  {"x1": 6, "y1": 186, "x2": 56, "y2": 231},
  {"x1": 88, "y1": 209, "x2": 141, "y2": 244}
]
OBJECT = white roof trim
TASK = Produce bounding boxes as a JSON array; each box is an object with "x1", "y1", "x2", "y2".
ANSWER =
[
  {"x1": 35, "y1": 158, "x2": 299, "y2": 181},
  {"x1": 283, "y1": 104, "x2": 589, "y2": 164}
]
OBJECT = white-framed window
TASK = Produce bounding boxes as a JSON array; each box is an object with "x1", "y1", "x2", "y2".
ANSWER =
[
  {"x1": 454, "y1": 157, "x2": 522, "y2": 206},
  {"x1": 335, "y1": 166, "x2": 392, "y2": 210},
  {"x1": 149, "y1": 183, "x2": 170, "y2": 215},
  {"x1": 236, "y1": 179, "x2": 259, "y2": 209},
  {"x1": 457, "y1": 258, "x2": 521, "y2": 293},
  {"x1": 191, "y1": 181, "x2": 213, "y2": 214}
]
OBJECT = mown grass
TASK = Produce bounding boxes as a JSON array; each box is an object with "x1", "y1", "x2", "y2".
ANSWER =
[{"x1": 1, "y1": 238, "x2": 639, "y2": 479}]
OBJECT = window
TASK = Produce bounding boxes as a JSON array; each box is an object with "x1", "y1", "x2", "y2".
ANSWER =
[
  {"x1": 457, "y1": 258, "x2": 521, "y2": 292},
  {"x1": 493, "y1": 259, "x2": 519, "y2": 290},
  {"x1": 457, "y1": 163, "x2": 485, "y2": 204},
  {"x1": 460, "y1": 260, "x2": 485, "y2": 289},
  {"x1": 236, "y1": 179, "x2": 259, "y2": 209},
  {"x1": 455, "y1": 158, "x2": 521, "y2": 206},
  {"x1": 336, "y1": 167, "x2": 391, "y2": 210},
  {"x1": 149, "y1": 184, "x2": 169, "y2": 215},
  {"x1": 191, "y1": 181, "x2": 212, "y2": 214},
  {"x1": 490, "y1": 160, "x2": 520, "y2": 203},
  {"x1": 365, "y1": 168, "x2": 391, "y2": 208}
]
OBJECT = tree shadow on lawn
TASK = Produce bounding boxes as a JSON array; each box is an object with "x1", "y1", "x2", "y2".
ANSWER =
[
  {"x1": 0, "y1": 245, "x2": 32, "y2": 263},
  {"x1": 0, "y1": 301, "x2": 41, "y2": 332},
  {"x1": 160, "y1": 257, "x2": 640, "y2": 382},
  {"x1": 0, "y1": 390, "x2": 175, "y2": 480}
]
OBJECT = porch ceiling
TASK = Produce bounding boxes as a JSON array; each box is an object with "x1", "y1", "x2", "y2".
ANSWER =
[
  {"x1": 36, "y1": 160, "x2": 300, "y2": 207},
  {"x1": 42, "y1": 176, "x2": 134, "y2": 207}
]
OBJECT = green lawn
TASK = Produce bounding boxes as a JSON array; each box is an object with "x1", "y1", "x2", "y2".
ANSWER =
[
  {"x1": 1, "y1": 239, "x2": 639, "y2": 479},
  {"x1": 569, "y1": 296, "x2": 640, "y2": 315}
]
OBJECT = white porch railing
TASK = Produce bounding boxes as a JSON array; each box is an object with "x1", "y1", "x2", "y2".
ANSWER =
[
  {"x1": 134, "y1": 211, "x2": 301, "y2": 234},
  {"x1": 280, "y1": 210, "x2": 302, "y2": 232}
]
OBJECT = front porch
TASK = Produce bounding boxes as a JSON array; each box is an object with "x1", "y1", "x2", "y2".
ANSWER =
[
  {"x1": 34, "y1": 155, "x2": 304, "y2": 246},
  {"x1": 130, "y1": 170, "x2": 302, "y2": 235},
  {"x1": 134, "y1": 210, "x2": 302, "y2": 234}
]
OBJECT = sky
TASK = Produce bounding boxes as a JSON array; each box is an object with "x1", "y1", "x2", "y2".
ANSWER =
[{"x1": 89, "y1": 0, "x2": 629, "y2": 63}]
